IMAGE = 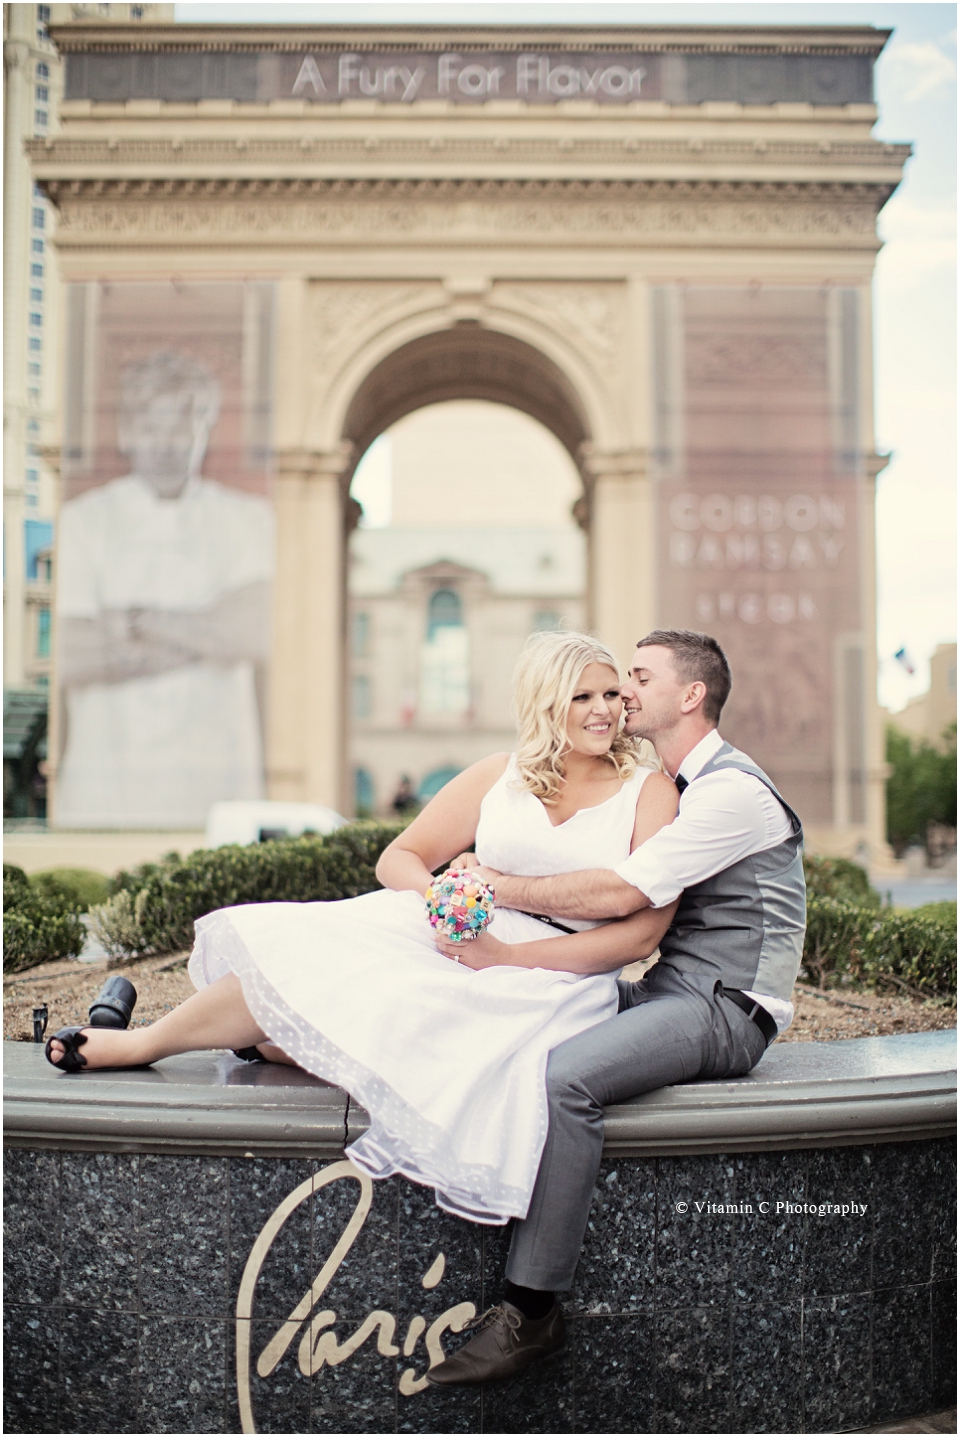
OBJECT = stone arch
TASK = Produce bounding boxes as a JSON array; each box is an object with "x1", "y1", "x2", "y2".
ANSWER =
[
  {"x1": 340, "y1": 325, "x2": 592, "y2": 490},
  {"x1": 272, "y1": 312, "x2": 648, "y2": 814}
]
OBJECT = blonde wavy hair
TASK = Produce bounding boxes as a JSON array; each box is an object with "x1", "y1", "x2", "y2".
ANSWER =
[{"x1": 512, "y1": 630, "x2": 662, "y2": 804}]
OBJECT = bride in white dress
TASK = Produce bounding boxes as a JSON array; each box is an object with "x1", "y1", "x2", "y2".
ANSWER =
[{"x1": 45, "y1": 631, "x2": 679, "y2": 1224}]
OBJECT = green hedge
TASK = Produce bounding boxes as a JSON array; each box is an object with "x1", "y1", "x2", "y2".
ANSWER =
[
  {"x1": 31, "y1": 867, "x2": 111, "y2": 912},
  {"x1": 90, "y1": 823, "x2": 405, "y2": 958},
  {"x1": 11, "y1": 828, "x2": 958, "y2": 1005},
  {"x1": 802, "y1": 896, "x2": 956, "y2": 998},
  {"x1": 911, "y1": 900, "x2": 957, "y2": 933},
  {"x1": 802, "y1": 854, "x2": 881, "y2": 908},
  {"x1": 3, "y1": 864, "x2": 87, "y2": 973}
]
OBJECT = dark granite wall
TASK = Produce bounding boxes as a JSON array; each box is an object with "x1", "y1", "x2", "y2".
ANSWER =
[{"x1": 4, "y1": 1140, "x2": 955, "y2": 1435}]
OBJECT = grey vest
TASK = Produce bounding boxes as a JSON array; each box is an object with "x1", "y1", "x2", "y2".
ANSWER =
[{"x1": 657, "y1": 742, "x2": 806, "y2": 1001}]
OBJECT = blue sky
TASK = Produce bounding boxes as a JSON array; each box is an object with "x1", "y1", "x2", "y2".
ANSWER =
[{"x1": 177, "y1": 3, "x2": 957, "y2": 710}]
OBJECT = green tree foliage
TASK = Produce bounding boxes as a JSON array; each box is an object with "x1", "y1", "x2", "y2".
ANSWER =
[{"x1": 886, "y1": 723, "x2": 958, "y2": 855}]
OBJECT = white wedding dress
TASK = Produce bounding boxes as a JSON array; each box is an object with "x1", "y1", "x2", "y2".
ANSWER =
[{"x1": 189, "y1": 757, "x2": 653, "y2": 1223}]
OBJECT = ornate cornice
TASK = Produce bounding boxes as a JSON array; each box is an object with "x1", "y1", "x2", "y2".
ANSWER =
[
  {"x1": 49, "y1": 24, "x2": 892, "y2": 59},
  {"x1": 29, "y1": 135, "x2": 909, "y2": 176},
  {"x1": 43, "y1": 176, "x2": 896, "y2": 204},
  {"x1": 48, "y1": 178, "x2": 890, "y2": 249}
]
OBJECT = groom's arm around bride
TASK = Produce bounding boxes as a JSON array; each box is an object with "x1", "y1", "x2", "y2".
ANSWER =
[{"x1": 428, "y1": 629, "x2": 807, "y2": 1388}]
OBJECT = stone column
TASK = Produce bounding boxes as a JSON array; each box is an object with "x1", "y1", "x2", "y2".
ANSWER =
[
  {"x1": 267, "y1": 444, "x2": 353, "y2": 813},
  {"x1": 582, "y1": 446, "x2": 656, "y2": 672},
  {"x1": 863, "y1": 450, "x2": 892, "y2": 861},
  {"x1": 3, "y1": 34, "x2": 30, "y2": 687}
]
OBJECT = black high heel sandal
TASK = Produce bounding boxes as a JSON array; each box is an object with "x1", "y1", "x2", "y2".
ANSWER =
[
  {"x1": 44, "y1": 978, "x2": 140, "y2": 1073},
  {"x1": 45, "y1": 1027, "x2": 95, "y2": 1072}
]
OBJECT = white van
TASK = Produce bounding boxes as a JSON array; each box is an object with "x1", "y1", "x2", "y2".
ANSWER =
[{"x1": 205, "y1": 801, "x2": 347, "y2": 848}]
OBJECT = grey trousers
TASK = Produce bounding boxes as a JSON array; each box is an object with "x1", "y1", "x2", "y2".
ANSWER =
[{"x1": 506, "y1": 962, "x2": 768, "y2": 1291}]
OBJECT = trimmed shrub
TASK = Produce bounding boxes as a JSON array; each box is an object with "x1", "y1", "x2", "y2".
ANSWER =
[
  {"x1": 4, "y1": 863, "x2": 86, "y2": 973},
  {"x1": 90, "y1": 823, "x2": 406, "y2": 957},
  {"x1": 910, "y1": 900, "x2": 957, "y2": 933},
  {"x1": 31, "y1": 867, "x2": 110, "y2": 912},
  {"x1": 802, "y1": 896, "x2": 956, "y2": 998},
  {"x1": 57, "y1": 824, "x2": 960, "y2": 1003},
  {"x1": 803, "y1": 854, "x2": 880, "y2": 908}
]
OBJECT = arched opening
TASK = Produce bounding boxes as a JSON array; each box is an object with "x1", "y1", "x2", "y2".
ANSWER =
[
  {"x1": 340, "y1": 326, "x2": 593, "y2": 817},
  {"x1": 347, "y1": 398, "x2": 586, "y2": 816},
  {"x1": 341, "y1": 326, "x2": 591, "y2": 477}
]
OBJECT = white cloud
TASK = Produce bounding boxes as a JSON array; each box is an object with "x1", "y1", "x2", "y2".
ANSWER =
[{"x1": 881, "y1": 30, "x2": 957, "y2": 104}]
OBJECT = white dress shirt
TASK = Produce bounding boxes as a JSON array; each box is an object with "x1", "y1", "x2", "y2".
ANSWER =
[{"x1": 614, "y1": 729, "x2": 795, "y2": 1033}]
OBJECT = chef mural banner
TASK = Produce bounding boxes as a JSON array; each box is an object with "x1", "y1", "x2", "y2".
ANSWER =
[
  {"x1": 56, "y1": 281, "x2": 275, "y2": 830},
  {"x1": 651, "y1": 284, "x2": 865, "y2": 828}
]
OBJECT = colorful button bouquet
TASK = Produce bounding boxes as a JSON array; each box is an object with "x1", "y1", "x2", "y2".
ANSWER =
[{"x1": 425, "y1": 869, "x2": 496, "y2": 943}]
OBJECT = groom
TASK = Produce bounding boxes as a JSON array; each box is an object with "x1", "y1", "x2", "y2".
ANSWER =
[{"x1": 428, "y1": 629, "x2": 807, "y2": 1386}]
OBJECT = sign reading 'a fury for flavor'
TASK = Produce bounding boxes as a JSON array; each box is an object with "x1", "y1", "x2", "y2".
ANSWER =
[{"x1": 288, "y1": 51, "x2": 651, "y2": 103}]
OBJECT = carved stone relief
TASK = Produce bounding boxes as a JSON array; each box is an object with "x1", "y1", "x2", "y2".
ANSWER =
[
  {"x1": 310, "y1": 281, "x2": 442, "y2": 379},
  {"x1": 52, "y1": 183, "x2": 885, "y2": 248},
  {"x1": 493, "y1": 282, "x2": 625, "y2": 377}
]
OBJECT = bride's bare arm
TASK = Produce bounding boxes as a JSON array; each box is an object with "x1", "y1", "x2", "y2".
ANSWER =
[
  {"x1": 472, "y1": 771, "x2": 679, "y2": 920},
  {"x1": 435, "y1": 772, "x2": 681, "y2": 972},
  {"x1": 375, "y1": 753, "x2": 510, "y2": 896},
  {"x1": 436, "y1": 898, "x2": 680, "y2": 975}
]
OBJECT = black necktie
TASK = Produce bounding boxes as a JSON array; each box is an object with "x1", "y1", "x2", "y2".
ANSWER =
[{"x1": 675, "y1": 774, "x2": 689, "y2": 794}]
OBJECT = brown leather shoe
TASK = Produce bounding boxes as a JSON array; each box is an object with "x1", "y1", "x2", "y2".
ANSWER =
[{"x1": 426, "y1": 1301, "x2": 565, "y2": 1387}]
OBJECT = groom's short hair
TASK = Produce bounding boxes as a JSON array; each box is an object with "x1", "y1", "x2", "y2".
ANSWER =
[{"x1": 636, "y1": 629, "x2": 732, "y2": 723}]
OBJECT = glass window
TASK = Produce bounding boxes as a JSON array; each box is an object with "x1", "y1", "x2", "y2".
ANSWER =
[
  {"x1": 31, "y1": 263, "x2": 43, "y2": 278},
  {"x1": 31, "y1": 239, "x2": 44, "y2": 254},
  {"x1": 352, "y1": 674, "x2": 372, "y2": 720},
  {"x1": 38, "y1": 6, "x2": 51, "y2": 19},
  {"x1": 25, "y1": 520, "x2": 53, "y2": 580},
  {"x1": 354, "y1": 767, "x2": 374, "y2": 816},
  {"x1": 28, "y1": 363, "x2": 41, "y2": 377},
  {"x1": 32, "y1": 207, "x2": 45, "y2": 229},
  {"x1": 532, "y1": 610, "x2": 562, "y2": 632},
  {"x1": 30, "y1": 288, "x2": 43, "y2": 303},
  {"x1": 35, "y1": 111, "x2": 48, "y2": 128},
  {"x1": 37, "y1": 607, "x2": 51, "y2": 658},
  {"x1": 26, "y1": 493, "x2": 39, "y2": 508},
  {"x1": 421, "y1": 588, "x2": 470, "y2": 716},
  {"x1": 35, "y1": 87, "x2": 48, "y2": 102},
  {"x1": 30, "y1": 312, "x2": 42, "y2": 327},
  {"x1": 131, "y1": 4, "x2": 145, "y2": 16},
  {"x1": 427, "y1": 588, "x2": 463, "y2": 637},
  {"x1": 29, "y1": 338, "x2": 41, "y2": 353},
  {"x1": 27, "y1": 420, "x2": 39, "y2": 434},
  {"x1": 36, "y1": 62, "x2": 49, "y2": 78},
  {"x1": 418, "y1": 767, "x2": 462, "y2": 802},
  {"x1": 351, "y1": 610, "x2": 370, "y2": 658},
  {"x1": 26, "y1": 470, "x2": 39, "y2": 485}
]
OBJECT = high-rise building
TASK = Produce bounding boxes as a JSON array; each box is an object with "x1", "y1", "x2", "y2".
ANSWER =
[
  {"x1": 3, "y1": 3, "x2": 173, "y2": 815},
  {"x1": 3, "y1": 3, "x2": 173, "y2": 693}
]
